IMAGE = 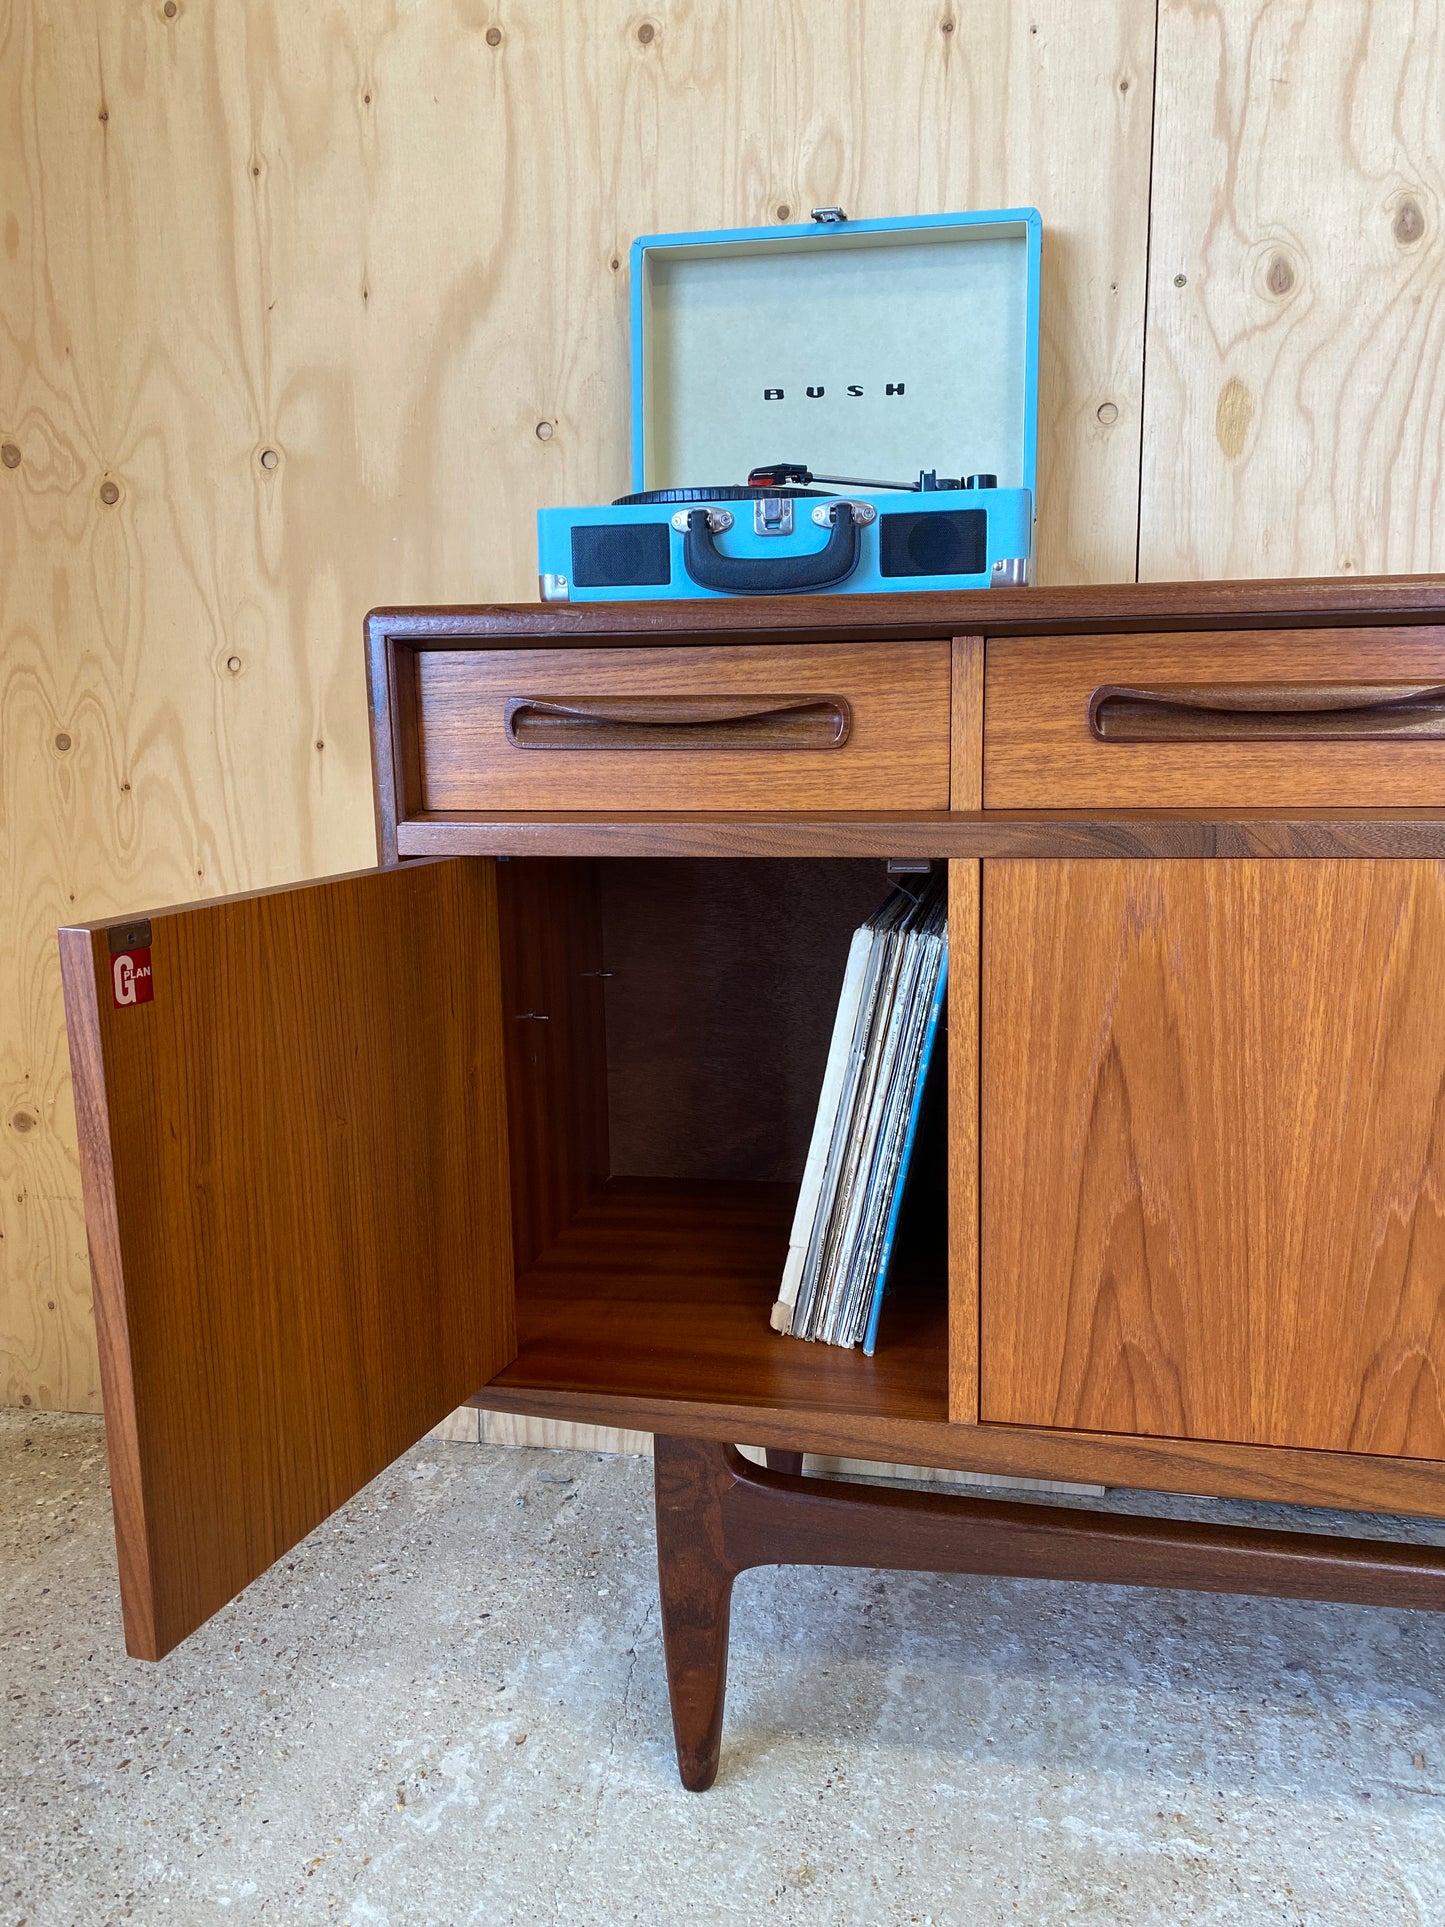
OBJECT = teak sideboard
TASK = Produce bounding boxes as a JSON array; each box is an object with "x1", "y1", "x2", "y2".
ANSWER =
[{"x1": 59, "y1": 576, "x2": 1445, "y2": 1791}]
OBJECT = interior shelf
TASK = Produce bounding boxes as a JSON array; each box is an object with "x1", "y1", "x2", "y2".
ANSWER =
[{"x1": 492, "y1": 1176, "x2": 950, "y2": 1423}]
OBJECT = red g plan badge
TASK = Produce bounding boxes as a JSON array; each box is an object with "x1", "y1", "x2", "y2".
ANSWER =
[{"x1": 108, "y1": 921, "x2": 154, "y2": 1009}]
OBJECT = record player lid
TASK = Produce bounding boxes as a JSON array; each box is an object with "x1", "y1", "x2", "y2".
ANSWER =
[{"x1": 629, "y1": 208, "x2": 1041, "y2": 500}]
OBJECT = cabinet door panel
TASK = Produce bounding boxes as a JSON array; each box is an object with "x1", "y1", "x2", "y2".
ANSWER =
[
  {"x1": 981, "y1": 860, "x2": 1445, "y2": 1458},
  {"x1": 59, "y1": 859, "x2": 515, "y2": 1659}
]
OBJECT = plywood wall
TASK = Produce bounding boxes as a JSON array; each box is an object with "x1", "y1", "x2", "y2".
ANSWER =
[
  {"x1": 2, "y1": 0, "x2": 1442, "y2": 1413},
  {"x1": 1139, "y1": 0, "x2": 1445, "y2": 579}
]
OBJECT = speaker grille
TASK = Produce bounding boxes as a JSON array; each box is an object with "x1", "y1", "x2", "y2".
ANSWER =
[
  {"x1": 878, "y1": 509, "x2": 986, "y2": 579},
  {"x1": 571, "y1": 522, "x2": 671, "y2": 589}
]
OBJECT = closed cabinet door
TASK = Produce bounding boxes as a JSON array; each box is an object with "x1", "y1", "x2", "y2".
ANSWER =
[
  {"x1": 980, "y1": 860, "x2": 1445, "y2": 1460},
  {"x1": 60, "y1": 857, "x2": 516, "y2": 1659}
]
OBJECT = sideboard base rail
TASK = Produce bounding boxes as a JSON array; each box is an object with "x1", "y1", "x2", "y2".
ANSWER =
[{"x1": 654, "y1": 1434, "x2": 1445, "y2": 1792}]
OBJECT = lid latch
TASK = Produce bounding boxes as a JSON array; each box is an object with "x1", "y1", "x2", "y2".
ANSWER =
[
  {"x1": 754, "y1": 496, "x2": 796, "y2": 537},
  {"x1": 810, "y1": 206, "x2": 847, "y2": 224}
]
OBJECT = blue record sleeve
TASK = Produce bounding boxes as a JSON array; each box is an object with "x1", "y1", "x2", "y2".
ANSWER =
[{"x1": 862, "y1": 946, "x2": 949, "y2": 1359}]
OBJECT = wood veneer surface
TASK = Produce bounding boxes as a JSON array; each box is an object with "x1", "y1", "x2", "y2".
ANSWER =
[
  {"x1": 470, "y1": 1382, "x2": 1445, "y2": 1521},
  {"x1": 59, "y1": 859, "x2": 516, "y2": 1659},
  {"x1": 985, "y1": 628, "x2": 1445, "y2": 808},
  {"x1": 366, "y1": 575, "x2": 1445, "y2": 653},
  {"x1": 494, "y1": 1178, "x2": 949, "y2": 1424},
  {"x1": 981, "y1": 859, "x2": 1445, "y2": 1458},
  {"x1": 413, "y1": 644, "x2": 951, "y2": 813},
  {"x1": 394, "y1": 809, "x2": 1445, "y2": 862},
  {"x1": 599, "y1": 859, "x2": 887, "y2": 1183},
  {"x1": 496, "y1": 858, "x2": 610, "y2": 1272},
  {"x1": 950, "y1": 636, "x2": 985, "y2": 811},
  {"x1": 947, "y1": 860, "x2": 981, "y2": 1424}
]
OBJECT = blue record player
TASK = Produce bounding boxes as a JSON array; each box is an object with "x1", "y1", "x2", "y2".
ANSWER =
[{"x1": 537, "y1": 205, "x2": 1041, "y2": 603}]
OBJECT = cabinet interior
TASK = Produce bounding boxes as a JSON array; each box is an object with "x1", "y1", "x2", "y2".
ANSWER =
[{"x1": 486, "y1": 856, "x2": 951, "y2": 1422}]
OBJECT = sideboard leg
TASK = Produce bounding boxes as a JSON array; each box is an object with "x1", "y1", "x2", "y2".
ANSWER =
[
  {"x1": 763, "y1": 1448, "x2": 805, "y2": 1476},
  {"x1": 653, "y1": 1434, "x2": 742, "y2": 1792},
  {"x1": 650, "y1": 1429, "x2": 1445, "y2": 1789}
]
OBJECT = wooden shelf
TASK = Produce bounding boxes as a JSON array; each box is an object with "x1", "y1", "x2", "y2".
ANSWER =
[{"x1": 491, "y1": 1177, "x2": 949, "y2": 1423}]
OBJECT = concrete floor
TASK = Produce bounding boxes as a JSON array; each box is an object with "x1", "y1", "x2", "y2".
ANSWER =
[{"x1": 4, "y1": 1416, "x2": 1445, "y2": 1927}]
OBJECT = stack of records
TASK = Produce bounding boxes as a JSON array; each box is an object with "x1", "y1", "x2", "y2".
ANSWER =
[{"x1": 771, "y1": 876, "x2": 948, "y2": 1353}]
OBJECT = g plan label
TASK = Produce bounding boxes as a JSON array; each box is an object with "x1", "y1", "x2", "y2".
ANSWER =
[{"x1": 108, "y1": 920, "x2": 154, "y2": 1009}]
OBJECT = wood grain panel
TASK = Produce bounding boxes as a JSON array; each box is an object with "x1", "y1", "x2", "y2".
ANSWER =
[
  {"x1": 1140, "y1": 0, "x2": 1445, "y2": 581},
  {"x1": 395, "y1": 808, "x2": 1445, "y2": 864},
  {"x1": 58, "y1": 859, "x2": 515, "y2": 1657},
  {"x1": 369, "y1": 578, "x2": 1445, "y2": 656},
  {"x1": 981, "y1": 860, "x2": 1445, "y2": 1459},
  {"x1": 947, "y1": 860, "x2": 980, "y2": 1423},
  {"x1": 495, "y1": 859, "x2": 610, "y2": 1272},
  {"x1": 949, "y1": 636, "x2": 984, "y2": 809},
  {"x1": 430, "y1": 1406, "x2": 483, "y2": 1445},
  {"x1": 599, "y1": 858, "x2": 887, "y2": 1183},
  {"x1": 472, "y1": 1383, "x2": 1445, "y2": 1520},
  {"x1": 414, "y1": 645, "x2": 951, "y2": 813},
  {"x1": 985, "y1": 628, "x2": 1445, "y2": 808},
  {"x1": 496, "y1": 1177, "x2": 948, "y2": 1423},
  {"x1": 466, "y1": 1424, "x2": 1097, "y2": 1493},
  {"x1": 479, "y1": 1413, "x2": 653, "y2": 1456},
  {"x1": 4, "y1": 0, "x2": 1151, "y2": 1409}
]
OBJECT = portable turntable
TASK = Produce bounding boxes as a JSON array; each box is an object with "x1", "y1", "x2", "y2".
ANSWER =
[{"x1": 537, "y1": 206, "x2": 1041, "y2": 603}]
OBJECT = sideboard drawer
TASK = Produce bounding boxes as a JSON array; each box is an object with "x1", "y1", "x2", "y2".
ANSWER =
[
  {"x1": 413, "y1": 642, "x2": 952, "y2": 812},
  {"x1": 984, "y1": 627, "x2": 1445, "y2": 808}
]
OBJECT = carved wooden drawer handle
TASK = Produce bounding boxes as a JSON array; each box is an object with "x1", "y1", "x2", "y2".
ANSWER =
[
  {"x1": 1089, "y1": 682, "x2": 1445, "y2": 743},
  {"x1": 503, "y1": 694, "x2": 852, "y2": 751}
]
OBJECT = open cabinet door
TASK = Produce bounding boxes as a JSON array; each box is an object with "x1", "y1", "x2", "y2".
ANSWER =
[{"x1": 59, "y1": 858, "x2": 515, "y2": 1660}]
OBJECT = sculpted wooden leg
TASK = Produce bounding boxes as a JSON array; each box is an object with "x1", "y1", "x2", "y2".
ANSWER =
[
  {"x1": 652, "y1": 1433, "x2": 1445, "y2": 1790},
  {"x1": 652, "y1": 1434, "x2": 742, "y2": 1792}
]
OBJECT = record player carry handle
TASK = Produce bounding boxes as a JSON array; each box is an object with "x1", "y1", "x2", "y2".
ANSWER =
[
  {"x1": 503, "y1": 693, "x2": 852, "y2": 751},
  {"x1": 681, "y1": 503, "x2": 860, "y2": 596},
  {"x1": 1088, "y1": 681, "x2": 1445, "y2": 743}
]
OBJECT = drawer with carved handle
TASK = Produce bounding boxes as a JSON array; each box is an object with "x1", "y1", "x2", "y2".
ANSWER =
[
  {"x1": 984, "y1": 628, "x2": 1445, "y2": 808},
  {"x1": 410, "y1": 642, "x2": 952, "y2": 812}
]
